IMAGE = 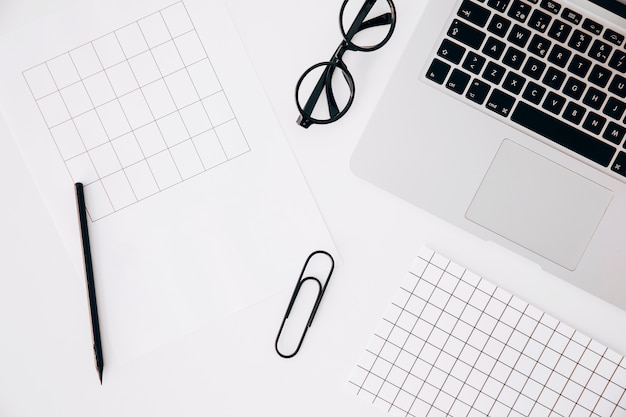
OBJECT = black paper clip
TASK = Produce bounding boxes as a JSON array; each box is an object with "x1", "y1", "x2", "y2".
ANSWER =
[{"x1": 275, "y1": 250, "x2": 334, "y2": 358}]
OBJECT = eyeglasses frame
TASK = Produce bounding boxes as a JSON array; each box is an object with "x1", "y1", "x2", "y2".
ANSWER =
[{"x1": 296, "y1": 0, "x2": 397, "y2": 128}]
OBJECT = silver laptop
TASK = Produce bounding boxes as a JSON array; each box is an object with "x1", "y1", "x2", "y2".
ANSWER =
[{"x1": 351, "y1": 0, "x2": 626, "y2": 310}]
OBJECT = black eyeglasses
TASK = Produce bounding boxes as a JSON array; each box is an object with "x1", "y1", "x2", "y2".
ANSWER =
[{"x1": 295, "y1": 0, "x2": 396, "y2": 128}]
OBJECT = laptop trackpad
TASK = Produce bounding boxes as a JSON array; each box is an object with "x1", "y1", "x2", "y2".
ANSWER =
[{"x1": 466, "y1": 140, "x2": 612, "y2": 271}]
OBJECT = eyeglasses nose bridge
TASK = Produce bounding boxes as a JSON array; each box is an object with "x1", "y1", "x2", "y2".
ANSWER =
[{"x1": 332, "y1": 41, "x2": 351, "y2": 63}]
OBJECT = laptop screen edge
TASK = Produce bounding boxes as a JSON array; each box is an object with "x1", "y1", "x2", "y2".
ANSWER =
[{"x1": 589, "y1": 0, "x2": 626, "y2": 19}]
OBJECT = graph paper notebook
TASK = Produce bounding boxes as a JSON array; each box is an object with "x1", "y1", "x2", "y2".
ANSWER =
[
  {"x1": 0, "y1": 0, "x2": 336, "y2": 365},
  {"x1": 348, "y1": 248, "x2": 626, "y2": 417}
]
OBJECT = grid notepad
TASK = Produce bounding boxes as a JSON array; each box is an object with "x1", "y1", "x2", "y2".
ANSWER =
[
  {"x1": 22, "y1": 1, "x2": 250, "y2": 221},
  {"x1": 348, "y1": 248, "x2": 626, "y2": 417}
]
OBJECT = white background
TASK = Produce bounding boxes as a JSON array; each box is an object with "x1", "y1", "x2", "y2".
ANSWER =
[{"x1": 1, "y1": 0, "x2": 625, "y2": 416}]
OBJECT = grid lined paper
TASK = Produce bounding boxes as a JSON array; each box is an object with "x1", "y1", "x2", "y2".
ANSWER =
[
  {"x1": 23, "y1": 1, "x2": 250, "y2": 221},
  {"x1": 348, "y1": 248, "x2": 626, "y2": 417}
]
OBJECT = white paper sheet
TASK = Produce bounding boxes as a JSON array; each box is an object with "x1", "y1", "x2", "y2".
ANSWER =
[
  {"x1": 0, "y1": 0, "x2": 336, "y2": 365},
  {"x1": 348, "y1": 248, "x2": 626, "y2": 417}
]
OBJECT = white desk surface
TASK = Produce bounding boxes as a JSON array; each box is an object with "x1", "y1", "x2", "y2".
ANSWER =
[{"x1": 0, "y1": 1, "x2": 625, "y2": 416}]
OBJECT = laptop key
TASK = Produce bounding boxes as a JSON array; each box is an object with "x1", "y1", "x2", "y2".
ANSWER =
[
  {"x1": 483, "y1": 62, "x2": 506, "y2": 84},
  {"x1": 488, "y1": 14, "x2": 512, "y2": 37},
  {"x1": 508, "y1": 24, "x2": 531, "y2": 47},
  {"x1": 588, "y1": 39, "x2": 612, "y2": 63},
  {"x1": 568, "y1": 54, "x2": 591, "y2": 78},
  {"x1": 563, "y1": 101, "x2": 586, "y2": 124},
  {"x1": 569, "y1": 30, "x2": 592, "y2": 53},
  {"x1": 582, "y1": 112, "x2": 607, "y2": 135},
  {"x1": 528, "y1": 9, "x2": 552, "y2": 32},
  {"x1": 466, "y1": 79, "x2": 491, "y2": 104},
  {"x1": 457, "y1": 0, "x2": 492, "y2": 27},
  {"x1": 483, "y1": 36, "x2": 506, "y2": 59},
  {"x1": 547, "y1": 44, "x2": 571, "y2": 67},
  {"x1": 603, "y1": 29, "x2": 624, "y2": 46},
  {"x1": 503, "y1": 72, "x2": 526, "y2": 94},
  {"x1": 602, "y1": 97, "x2": 626, "y2": 121},
  {"x1": 563, "y1": 77, "x2": 586, "y2": 100},
  {"x1": 503, "y1": 46, "x2": 526, "y2": 69},
  {"x1": 588, "y1": 65, "x2": 611, "y2": 88},
  {"x1": 547, "y1": 19, "x2": 572, "y2": 43},
  {"x1": 446, "y1": 69, "x2": 471, "y2": 94},
  {"x1": 522, "y1": 81, "x2": 546, "y2": 104},
  {"x1": 612, "y1": 152, "x2": 626, "y2": 177},
  {"x1": 528, "y1": 34, "x2": 551, "y2": 57},
  {"x1": 426, "y1": 59, "x2": 451, "y2": 85},
  {"x1": 561, "y1": 8, "x2": 582, "y2": 25},
  {"x1": 487, "y1": 0, "x2": 511, "y2": 13},
  {"x1": 608, "y1": 50, "x2": 626, "y2": 73},
  {"x1": 582, "y1": 18, "x2": 603, "y2": 36},
  {"x1": 542, "y1": 91, "x2": 566, "y2": 114},
  {"x1": 603, "y1": 122, "x2": 626, "y2": 145},
  {"x1": 507, "y1": 0, "x2": 531, "y2": 23},
  {"x1": 462, "y1": 51, "x2": 487, "y2": 74},
  {"x1": 608, "y1": 74, "x2": 626, "y2": 98},
  {"x1": 523, "y1": 56, "x2": 546, "y2": 79},
  {"x1": 486, "y1": 89, "x2": 515, "y2": 116},
  {"x1": 540, "y1": 0, "x2": 561, "y2": 14},
  {"x1": 542, "y1": 67, "x2": 566, "y2": 89},
  {"x1": 437, "y1": 39, "x2": 466, "y2": 64},
  {"x1": 511, "y1": 102, "x2": 616, "y2": 167},
  {"x1": 583, "y1": 86, "x2": 607, "y2": 110},
  {"x1": 448, "y1": 19, "x2": 486, "y2": 50}
]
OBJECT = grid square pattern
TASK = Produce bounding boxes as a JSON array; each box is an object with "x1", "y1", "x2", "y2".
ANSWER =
[
  {"x1": 23, "y1": 1, "x2": 250, "y2": 221},
  {"x1": 348, "y1": 248, "x2": 626, "y2": 417}
]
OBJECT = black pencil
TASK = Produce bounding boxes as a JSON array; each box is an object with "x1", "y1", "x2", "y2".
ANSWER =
[{"x1": 74, "y1": 182, "x2": 104, "y2": 384}]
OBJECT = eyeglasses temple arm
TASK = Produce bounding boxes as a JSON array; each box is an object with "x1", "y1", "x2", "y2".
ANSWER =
[
  {"x1": 344, "y1": 0, "x2": 376, "y2": 40},
  {"x1": 357, "y1": 12, "x2": 394, "y2": 31},
  {"x1": 324, "y1": 65, "x2": 341, "y2": 119},
  {"x1": 300, "y1": 63, "x2": 342, "y2": 125}
]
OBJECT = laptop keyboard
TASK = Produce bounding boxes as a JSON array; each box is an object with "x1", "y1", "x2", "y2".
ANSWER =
[{"x1": 425, "y1": 0, "x2": 626, "y2": 181}]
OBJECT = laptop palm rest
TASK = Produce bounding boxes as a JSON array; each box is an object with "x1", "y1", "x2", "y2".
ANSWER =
[{"x1": 466, "y1": 140, "x2": 613, "y2": 271}]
